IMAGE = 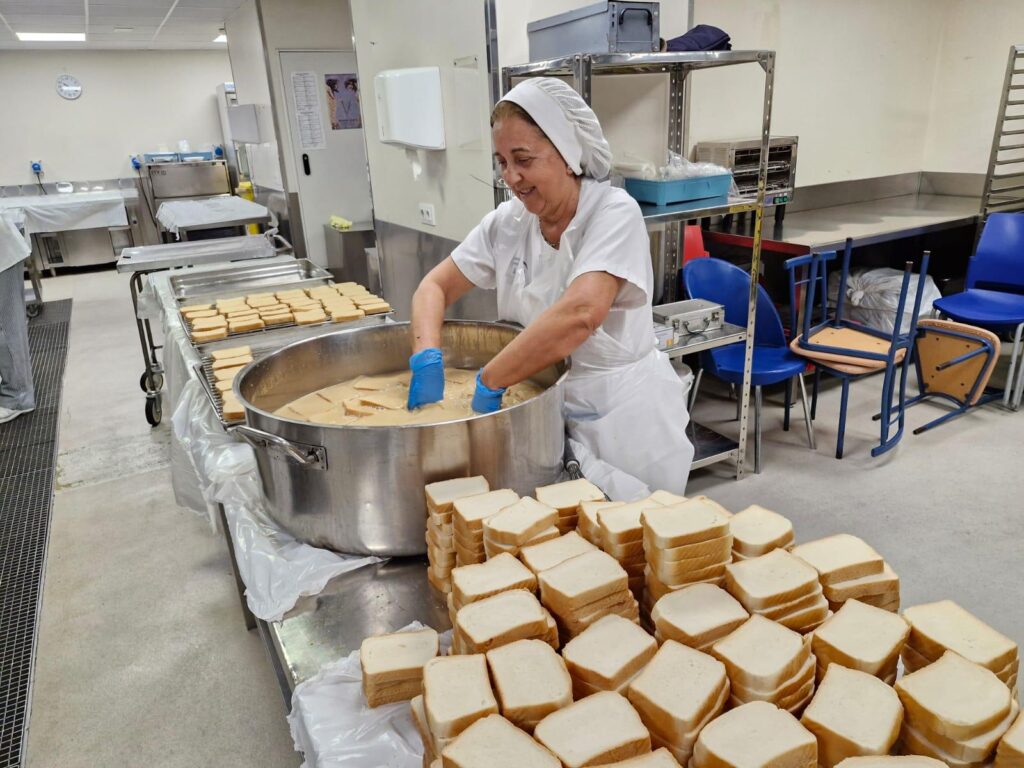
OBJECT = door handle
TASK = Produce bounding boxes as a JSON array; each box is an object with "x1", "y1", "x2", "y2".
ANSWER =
[{"x1": 302, "y1": 153, "x2": 311, "y2": 175}]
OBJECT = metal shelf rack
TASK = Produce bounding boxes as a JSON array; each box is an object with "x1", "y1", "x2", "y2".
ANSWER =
[
  {"x1": 982, "y1": 45, "x2": 1024, "y2": 218},
  {"x1": 502, "y1": 50, "x2": 776, "y2": 478}
]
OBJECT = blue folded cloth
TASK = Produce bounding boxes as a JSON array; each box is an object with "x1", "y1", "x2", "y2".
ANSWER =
[{"x1": 666, "y1": 24, "x2": 731, "y2": 52}]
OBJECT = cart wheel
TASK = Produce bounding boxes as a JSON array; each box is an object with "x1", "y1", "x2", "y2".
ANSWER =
[
  {"x1": 26, "y1": 304, "x2": 41, "y2": 319},
  {"x1": 140, "y1": 372, "x2": 150, "y2": 392},
  {"x1": 150, "y1": 372, "x2": 165, "y2": 390},
  {"x1": 139, "y1": 371, "x2": 165, "y2": 392},
  {"x1": 145, "y1": 397, "x2": 162, "y2": 427}
]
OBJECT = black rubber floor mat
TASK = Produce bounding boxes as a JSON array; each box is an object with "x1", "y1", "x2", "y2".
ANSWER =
[{"x1": 0, "y1": 299, "x2": 70, "y2": 767}]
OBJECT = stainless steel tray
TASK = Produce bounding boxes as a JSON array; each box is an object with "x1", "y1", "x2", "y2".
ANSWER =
[
  {"x1": 186, "y1": 310, "x2": 394, "y2": 352},
  {"x1": 171, "y1": 259, "x2": 331, "y2": 300},
  {"x1": 194, "y1": 355, "x2": 268, "y2": 427}
]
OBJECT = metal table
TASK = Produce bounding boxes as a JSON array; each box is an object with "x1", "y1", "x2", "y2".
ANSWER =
[
  {"x1": 707, "y1": 193, "x2": 981, "y2": 254},
  {"x1": 155, "y1": 197, "x2": 272, "y2": 241}
]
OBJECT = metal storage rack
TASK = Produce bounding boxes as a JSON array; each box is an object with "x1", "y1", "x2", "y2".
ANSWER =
[
  {"x1": 981, "y1": 44, "x2": 1024, "y2": 218},
  {"x1": 502, "y1": 50, "x2": 775, "y2": 477}
]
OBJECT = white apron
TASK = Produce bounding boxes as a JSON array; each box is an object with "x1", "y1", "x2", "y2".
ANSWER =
[{"x1": 497, "y1": 225, "x2": 694, "y2": 501}]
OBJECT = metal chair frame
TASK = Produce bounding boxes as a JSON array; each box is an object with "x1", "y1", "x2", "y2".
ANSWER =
[{"x1": 785, "y1": 239, "x2": 932, "y2": 458}]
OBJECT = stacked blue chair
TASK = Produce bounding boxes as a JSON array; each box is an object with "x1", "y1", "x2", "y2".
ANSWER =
[
  {"x1": 932, "y1": 212, "x2": 1024, "y2": 410},
  {"x1": 683, "y1": 258, "x2": 815, "y2": 474}
]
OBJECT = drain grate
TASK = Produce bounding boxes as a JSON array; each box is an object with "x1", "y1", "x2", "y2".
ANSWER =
[{"x1": 0, "y1": 299, "x2": 70, "y2": 768}]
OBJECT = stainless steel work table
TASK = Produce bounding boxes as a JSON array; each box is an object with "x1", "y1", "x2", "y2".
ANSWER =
[{"x1": 707, "y1": 193, "x2": 981, "y2": 254}]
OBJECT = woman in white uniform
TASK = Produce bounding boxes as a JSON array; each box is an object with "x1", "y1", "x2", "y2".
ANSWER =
[{"x1": 407, "y1": 77, "x2": 693, "y2": 499}]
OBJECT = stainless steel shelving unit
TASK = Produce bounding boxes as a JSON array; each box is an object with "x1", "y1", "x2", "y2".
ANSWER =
[
  {"x1": 502, "y1": 50, "x2": 775, "y2": 477},
  {"x1": 981, "y1": 44, "x2": 1024, "y2": 218}
]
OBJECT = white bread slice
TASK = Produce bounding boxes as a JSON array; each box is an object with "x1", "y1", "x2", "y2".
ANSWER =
[
  {"x1": 693, "y1": 700, "x2": 817, "y2": 768},
  {"x1": 538, "y1": 549, "x2": 629, "y2": 612},
  {"x1": 360, "y1": 627, "x2": 439, "y2": 687},
  {"x1": 647, "y1": 534, "x2": 733, "y2": 564},
  {"x1": 410, "y1": 694, "x2": 437, "y2": 762},
  {"x1": 598, "y1": 748, "x2": 684, "y2": 767},
  {"x1": 562, "y1": 614, "x2": 658, "y2": 689},
  {"x1": 813, "y1": 599, "x2": 910, "y2": 674},
  {"x1": 423, "y1": 655, "x2": 498, "y2": 739},
  {"x1": 534, "y1": 691, "x2": 652, "y2": 768},
  {"x1": 652, "y1": 561, "x2": 729, "y2": 589},
  {"x1": 835, "y1": 759, "x2": 947, "y2": 768},
  {"x1": 535, "y1": 478, "x2": 605, "y2": 511},
  {"x1": 627, "y1": 640, "x2": 729, "y2": 744},
  {"x1": 731, "y1": 652, "x2": 814, "y2": 702},
  {"x1": 455, "y1": 589, "x2": 549, "y2": 652},
  {"x1": 725, "y1": 550, "x2": 822, "y2": 610},
  {"x1": 600, "y1": 499, "x2": 667, "y2": 546},
  {"x1": 519, "y1": 531, "x2": 598, "y2": 574},
  {"x1": 822, "y1": 563, "x2": 900, "y2": 603},
  {"x1": 899, "y1": 717, "x2": 991, "y2": 768},
  {"x1": 913, "y1": 699, "x2": 1019, "y2": 764},
  {"x1": 362, "y1": 677, "x2": 424, "y2": 708},
  {"x1": 790, "y1": 535, "x2": 884, "y2": 586},
  {"x1": 526, "y1": 526, "x2": 560, "y2": 545},
  {"x1": 651, "y1": 584, "x2": 749, "y2": 648},
  {"x1": 557, "y1": 592, "x2": 641, "y2": 638},
  {"x1": 903, "y1": 600, "x2": 1018, "y2": 673},
  {"x1": 761, "y1": 589, "x2": 828, "y2": 622},
  {"x1": 451, "y1": 552, "x2": 536, "y2": 606},
  {"x1": 440, "y1": 714, "x2": 560, "y2": 768},
  {"x1": 426, "y1": 477, "x2": 490, "y2": 513},
  {"x1": 774, "y1": 594, "x2": 830, "y2": 632},
  {"x1": 484, "y1": 498, "x2": 558, "y2": 546},
  {"x1": 649, "y1": 490, "x2": 688, "y2": 506},
  {"x1": 730, "y1": 676, "x2": 816, "y2": 715},
  {"x1": 485, "y1": 639, "x2": 572, "y2": 730},
  {"x1": 648, "y1": 551, "x2": 732, "y2": 583},
  {"x1": 711, "y1": 614, "x2": 810, "y2": 692},
  {"x1": 800, "y1": 665, "x2": 903, "y2": 767},
  {"x1": 729, "y1": 505, "x2": 795, "y2": 556},
  {"x1": 453, "y1": 489, "x2": 520, "y2": 532},
  {"x1": 895, "y1": 651, "x2": 1012, "y2": 741},
  {"x1": 645, "y1": 683, "x2": 729, "y2": 763},
  {"x1": 996, "y1": 710, "x2": 1024, "y2": 768},
  {"x1": 580, "y1": 500, "x2": 623, "y2": 536},
  {"x1": 642, "y1": 499, "x2": 732, "y2": 550},
  {"x1": 607, "y1": 539, "x2": 646, "y2": 559}
]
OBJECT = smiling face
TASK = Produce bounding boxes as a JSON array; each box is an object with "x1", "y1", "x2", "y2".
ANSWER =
[{"x1": 492, "y1": 114, "x2": 577, "y2": 220}]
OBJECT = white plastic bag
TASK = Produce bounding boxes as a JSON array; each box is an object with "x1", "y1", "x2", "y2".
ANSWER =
[
  {"x1": 287, "y1": 622, "x2": 452, "y2": 768},
  {"x1": 829, "y1": 268, "x2": 941, "y2": 334}
]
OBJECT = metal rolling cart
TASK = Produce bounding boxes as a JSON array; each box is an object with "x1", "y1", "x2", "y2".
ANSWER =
[
  {"x1": 115, "y1": 235, "x2": 289, "y2": 426},
  {"x1": 502, "y1": 50, "x2": 775, "y2": 478}
]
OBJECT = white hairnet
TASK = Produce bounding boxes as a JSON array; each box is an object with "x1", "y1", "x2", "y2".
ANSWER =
[{"x1": 499, "y1": 77, "x2": 613, "y2": 180}]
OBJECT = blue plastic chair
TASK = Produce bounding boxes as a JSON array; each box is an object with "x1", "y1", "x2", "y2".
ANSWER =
[
  {"x1": 785, "y1": 241, "x2": 932, "y2": 459},
  {"x1": 932, "y1": 212, "x2": 1024, "y2": 410},
  {"x1": 683, "y1": 258, "x2": 815, "y2": 474}
]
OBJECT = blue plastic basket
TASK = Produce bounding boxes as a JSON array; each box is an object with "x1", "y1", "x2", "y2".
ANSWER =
[{"x1": 624, "y1": 173, "x2": 732, "y2": 206}]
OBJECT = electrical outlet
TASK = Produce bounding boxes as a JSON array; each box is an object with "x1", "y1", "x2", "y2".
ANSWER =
[
  {"x1": 418, "y1": 203, "x2": 436, "y2": 227},
  {"x1": 30, "y1": 160, "x2": 43, "y2": 174}
]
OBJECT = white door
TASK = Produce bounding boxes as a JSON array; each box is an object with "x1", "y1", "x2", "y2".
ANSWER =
[{"x1": 279, "y1": 50, "x2": 373, "y2": 266}]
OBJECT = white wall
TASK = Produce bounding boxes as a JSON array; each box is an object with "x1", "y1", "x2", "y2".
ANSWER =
[
  {"x1": 923, "y1": 0, "x2": 1024, "y2": 174},
  {"x1": 351, "y1": 0, "x2": 495, "y2": 242},
  {"x1": 0, "y1": 50, "x2": 232, "y2": 185}
]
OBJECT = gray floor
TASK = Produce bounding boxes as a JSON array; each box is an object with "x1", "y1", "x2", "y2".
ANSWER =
[
  {"x1": 21, "y1": 267, "x2": 1024, "y2": 766},
  {"x1": 25, "y1": 269, "x2": 300, "y2": 768}
]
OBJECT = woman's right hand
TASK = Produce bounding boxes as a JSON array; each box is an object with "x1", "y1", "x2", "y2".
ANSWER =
[{"x1": 407, "y1": 348, "x2": 445, "y2": 409}]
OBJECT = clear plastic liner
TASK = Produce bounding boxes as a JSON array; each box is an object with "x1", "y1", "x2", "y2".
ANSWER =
[
  {"x1": 829, "y1": 268, "x2": 941, "y2": 334},
  {"x1": 614, "y1": 150, "x2": 732, "y2": 181},
  {"x1": 156, "y1": 197, "x2": 274, "y2": 236},
  {"x1": 172, "y1": 379, "x2": 382, "y2": 622},
  {"x1": 287, "y1": 623, "x2": 453, "y2": 768},
  {"x1": 120, "y1": 233, "x2": 276, "y2": 265}
]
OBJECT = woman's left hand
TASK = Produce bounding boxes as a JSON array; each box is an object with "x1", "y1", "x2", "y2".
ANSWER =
[{"x1": 471, "y1": 370, "x2": 506, "y2": 414}]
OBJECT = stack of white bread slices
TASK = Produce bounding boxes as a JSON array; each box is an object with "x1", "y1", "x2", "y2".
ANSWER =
[
  {"x1": 359, "y1": 627, "x2": 439, "y2": 708},
  {"x1": 538, "y1": 549, "x2": 639, "y2": 642},
  {"x1": 650, "y1": 583, "x2": 749, "y2": 652},
  {"x1": 800, "y1": 665, "x2": 904, "y2": 767},
  {"x1": 598, "y1": 497, "x2": 667, "y2": 598},
  {"x1": 416, "y1": 654, "x2": 499, "y2": 762},
  {"x1": 729, "y1": 505, "x2": 794, "y2": 561},
  {"x1": 452, "y1": 489, "x2": 519, "y2": 567},
  {"x1": 902, "y1": 600, "x2": 1019, "y2": 697},
  {"x1": 711, "y1": 614, "x2": 816, "y2": 713},
  {"x1": 579, "y1": 500, "x2": 623, "y2": 546},
  {"x1": 562, "y1": 614, "x2": 657, "y2": 698},
  {"x1": 433, "y1": 714, "x2": 560, "y2": 768},
  {"x1": 692, "y1": 701, "x2": 818, "y2": 768},
  {"x1": 895, "y1": 651, "x2": 1018, "y2": 766},
  {"x1": 482, "y1": 497, "x2": 560, "y2": 558},
  {"x1": 724, "y1": 549, "x2": 829, "y2": 634},
  {"x1": 447, "y1": 552, "x2": 537, "y2": 626},
  {"x1": 534, "y1": 691, "x2": 653, "y2": 767},
  {"x1": 452, "y1": 588, "x2": 558, "y2": 654},
  {"x1": 642, "y1": 498, "x2": 734, "y2": 606},
  {"x1": 792, "y1": 534, "x2": 899, "y2": 613},
  {"x1": 535, "y1": 478, "x2": 605, "y2": 535},
  {"x1": 812, "y1": 599, "x2": 910, "y2": 684},
  {"x1": 425, "y1": 476, "x2": 490, "y2": 593},
  {"x1": 485, "y1": 639, "x2": 572, "y2": 733},
  {"x1": 626, "y1": 640, "x2": 730, "y2": 764},
  {"x1": 996, "y1": 711, "x2": 1024, "y2": 768},
  {"x1": 518, "y1": 531, "x2": 598, "y2": 576}
]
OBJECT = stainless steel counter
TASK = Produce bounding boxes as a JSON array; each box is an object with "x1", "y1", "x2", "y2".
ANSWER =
[
  {"x1": 260, "y1": 559, "x2": 450, "y2": 696},
  {"x1": 708, "y1": 193, "x2": 981, "y2": 253}
]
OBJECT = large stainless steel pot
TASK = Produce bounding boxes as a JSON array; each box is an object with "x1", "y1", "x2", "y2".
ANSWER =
[{"x1": 232, "y1": 321, "x2": 568, "y2": 556}]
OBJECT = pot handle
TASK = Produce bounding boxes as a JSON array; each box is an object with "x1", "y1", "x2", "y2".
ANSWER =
[{"x1": 230, "y1": 424, "x2": 328, "y2": 470}]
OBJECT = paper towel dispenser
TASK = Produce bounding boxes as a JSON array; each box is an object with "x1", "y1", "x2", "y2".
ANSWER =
[{"x1": 374, "y1": 66, "x2": 446, "y2": 150}]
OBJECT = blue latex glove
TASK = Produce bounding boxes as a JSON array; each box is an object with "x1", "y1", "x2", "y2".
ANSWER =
[
  {"x1": 407, "y1": 348, "x2": 445, "y2": 409},
  {"x1": 471, "y1": 369, "x2": 507, "y2": 414}
]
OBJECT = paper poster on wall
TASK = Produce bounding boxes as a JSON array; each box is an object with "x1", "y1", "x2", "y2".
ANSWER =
[
  {"x1": 290, "y1": 70, "x2": 326, "y2": 150},
  {"x1": 325, "y1": 74, "x2": 361, "y2": 130}
]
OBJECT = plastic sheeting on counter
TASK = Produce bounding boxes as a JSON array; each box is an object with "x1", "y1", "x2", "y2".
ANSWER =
[
  {"x1": 156, "y1": 196, "x2": 271, "y2": 236},
  {"x1": 172, "y1": 379, "x2": 382, "y2": 622},
  {"x1": 287, "y1": 623, "x2": 453, "y2": 768}
]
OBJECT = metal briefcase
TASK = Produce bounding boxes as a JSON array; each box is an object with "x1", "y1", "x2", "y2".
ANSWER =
[
  {"x1": 653, "y1": 299, "x2": 725, "y2": 338},
  {"x1": 527, "y1": 2, "x2": 660, "y2": 62}
]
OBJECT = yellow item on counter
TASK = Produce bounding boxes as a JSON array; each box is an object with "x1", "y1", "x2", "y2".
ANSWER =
[
  {"x1": 329, "y1": 215, "x2": 353, "y2": 231},
  {"x1": 236, "y1": 181, "x2": 260, "y2": 235}
]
